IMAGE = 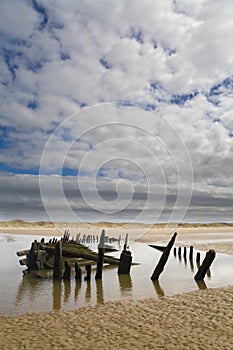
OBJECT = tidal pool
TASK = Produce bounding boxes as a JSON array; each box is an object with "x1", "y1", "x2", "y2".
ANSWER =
[{"x1": 0, "y1": 233, "x2": 232, "y2": 315}]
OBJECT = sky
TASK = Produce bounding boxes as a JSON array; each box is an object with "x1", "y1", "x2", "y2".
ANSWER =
[{"x1": 0, "y1": 0, "x2": 233, "y2": 224}]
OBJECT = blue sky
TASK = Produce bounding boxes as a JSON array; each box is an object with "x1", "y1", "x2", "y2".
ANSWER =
[{"x1": 0, "y1": 0, "x2": 233, "y2": 223}]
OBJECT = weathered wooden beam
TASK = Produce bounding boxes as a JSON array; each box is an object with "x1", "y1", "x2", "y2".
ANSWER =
[
  {"x1": 151, "y1": 232, "x2": 177, "y2": 281},
  {"x1": 19, "y1": 258, "x2": 28, "y2": 266},
  {"x1": 16, "y1": 249, "x2": 30, "y2": 257},
  {"x1": 194, "y1": 250, "x2": 216, "y2": 281}
]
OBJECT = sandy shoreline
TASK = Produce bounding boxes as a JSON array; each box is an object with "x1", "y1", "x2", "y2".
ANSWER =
[
  {"x1": 1, "y1": 224, "x2": 233, "y2": 255},
  {"x1": 0, "y1": 286, "x2": 232, "y2": 350},
  {"x1": 0, "y1": 224, "x2": 233, "y2": 349}
]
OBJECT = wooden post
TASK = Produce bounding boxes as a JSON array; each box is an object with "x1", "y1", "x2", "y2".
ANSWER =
[
  {"x1": 196, "y1": 252, "x2": 200, "y2": 264},
  {"x1": 27, "y1": 241, "x2": 39, "y2": 271},
  {"x1": 183, "y1": 247, "x2": 187, "y2": 258},
  {"x1": 151, "y1": 232, "x2": 177, "y2": 281},
  {"x1": 189, "y1": 246, "x2": 193, "y2": 260},
  {"x1": 75, "y1": 233, "x2": 81, "y2": 243},
  {"x1": 53, "y1": 240, "x2": 62, "y2": 280},
  {"x1": 75, "y1": 261, "x2": 82, "y2": 280},
  {"x1": 178, "y1": 246, "x2": 181, "y2": 257},
  {"x1": 174, "y1": 247, "x2": 176, "y2": 256},
  {"x1": 123, "y1": 233, "x2": 128, "y2": 251},
  {"x1": 194, "y1": 250, "x2": 216, "y2": 281},
  {"x1": 118, "y1": 250, "x2": 132, "y2": 274},
  {"x1": 95, "y1": 229, "x2": 105, "y2": 279},
  {"x1": 118, "y1": 234, "x2": 132, "y2": 274}
]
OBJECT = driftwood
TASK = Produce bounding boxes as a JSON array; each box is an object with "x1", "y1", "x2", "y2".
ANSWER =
[{"x1": 151, "y1": 232, "x2": 177, "y2": 281}]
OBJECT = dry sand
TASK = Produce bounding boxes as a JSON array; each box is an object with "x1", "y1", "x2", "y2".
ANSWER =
[{"x1": 0, "y1": 221, "x2": 233, "y2": 349}]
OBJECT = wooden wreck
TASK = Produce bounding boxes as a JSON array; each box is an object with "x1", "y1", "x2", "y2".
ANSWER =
[{"x1": 16, "y1": 231, "x2": 121, "y2": 278}]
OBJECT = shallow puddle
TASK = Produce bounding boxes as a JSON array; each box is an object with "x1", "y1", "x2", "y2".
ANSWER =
[{"x1": 0, "y1": 234, "x2": 232, "y2": 315}]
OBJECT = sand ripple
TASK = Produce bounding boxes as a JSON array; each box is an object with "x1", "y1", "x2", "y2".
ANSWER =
[{"x1": 0, "y1": 286, "x2": 232, "y2": 350}]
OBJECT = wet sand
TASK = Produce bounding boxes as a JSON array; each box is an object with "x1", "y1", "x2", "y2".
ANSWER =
[
  {"x1": 0, "y1": 223, "x2": 233, "y2": 349},
  {"x1": 0, "y1": 286, "x2": 232, "y2": 350}
]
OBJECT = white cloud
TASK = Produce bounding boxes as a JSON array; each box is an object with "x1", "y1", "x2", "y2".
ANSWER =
[
  {"x1": 0, "y1": 0, "x2": 233, "y2": 222},
  {"x1": 0, "y1": 0, "x2": 39, "y2": 38}
]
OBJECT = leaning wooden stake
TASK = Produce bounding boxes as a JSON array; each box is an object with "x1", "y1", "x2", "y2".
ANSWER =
[
  {"x1": 95, "y1": 229, "x2": 105, "y2": 280},
  {"x1": 151, "y1": 232, "x2": 177, "y2": 281},
  {"x1": 194, "y1": 250, "x2": 216, "y2": 281},
  {"x1": 53, "y1": 240, "x2": 62, "y2": 280}
]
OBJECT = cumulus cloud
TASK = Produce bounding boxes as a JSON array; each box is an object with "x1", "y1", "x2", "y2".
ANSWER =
[{"x1": 0, "y1": 0, "x2": 232, "y2": 222}]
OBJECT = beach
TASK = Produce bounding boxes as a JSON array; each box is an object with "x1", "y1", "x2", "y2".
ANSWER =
[{"x1": 0, "y1": 222, "x2": 233, "y2": 349}]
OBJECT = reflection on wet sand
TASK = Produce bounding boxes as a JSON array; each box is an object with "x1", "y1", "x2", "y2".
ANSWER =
[
  {"x1": 53, "y1": 280, "x2": 62, "y2": 311},
  {"x1": 152, "y1": 280, "x2": 165, "y2": 297},
  {"x1": 15, "y1": 273, "x2": 44, "y2": 305},
  {"x1": 96, "y1": 279, "x2": 104, "y2": 304},
  {"x1": 74, "y1": 280, "x2": 82, "y2": 302},
  {"x1": 189, "y1": 258, "x2": 194, "y2": 272},
  {"x1": 85, "y1": 280, "x2": 91, "y2": 302},
  {"x1": 118, "y1": 274, "x2": 133, "y2": 296},
  {"x1": 63, "y1": 279, "x2": 71, "y2": 303}
]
